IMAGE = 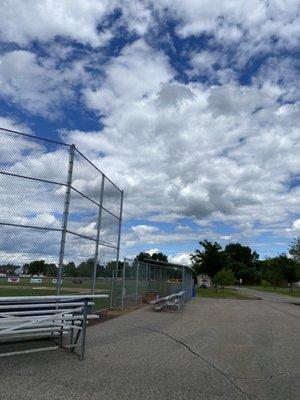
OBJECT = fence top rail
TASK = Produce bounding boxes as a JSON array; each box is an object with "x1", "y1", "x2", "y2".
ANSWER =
[
  {"x1": 0, "y1": 294, "x2": 109, "y2": 302},
  {"x1": 0, "y1": 126, "x2": 123, "y2": 192},
  {"x1": 134, "y1": 258, "x2": 194, "y2": 271},
  {"x1": 0, "y1": 127, "x2": 71, "y2": 147},
  {"x1": 74, "y1": 148, "x2": 123, "y2": 193}
]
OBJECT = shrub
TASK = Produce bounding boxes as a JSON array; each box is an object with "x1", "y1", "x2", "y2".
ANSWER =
[
  {"x1": 213, "y1": 269, "x2": 235, "y2": 290},
  {"x1": 260, "y1": 279, "x2": 271, "y2": 287}
]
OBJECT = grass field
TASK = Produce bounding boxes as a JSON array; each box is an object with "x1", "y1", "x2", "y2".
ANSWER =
[
  {"x1": 0, "y1": 277, "x2": 112, "y2": 310},
  {"x1": 196, "y1": 287, "x2": 258, "y2": 299},
  {"x1": 0, "y1": 276, "x2": 112, "y2": 290},
  {"x1": 251, "y1": 286, "x2": 300, "y2": 297}
]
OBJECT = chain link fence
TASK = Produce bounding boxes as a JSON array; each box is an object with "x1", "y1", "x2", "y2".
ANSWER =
[
  {"x1": 0, "y1": 127, "x2": 123, "y2": 311},
  {"x1": 111, "y1": 258, "x2": 193, "y2": 309}
]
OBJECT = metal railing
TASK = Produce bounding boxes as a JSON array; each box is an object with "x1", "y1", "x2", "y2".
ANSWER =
[{"x1": 0, "y1": 127, "x2": 123, "y2": 307}]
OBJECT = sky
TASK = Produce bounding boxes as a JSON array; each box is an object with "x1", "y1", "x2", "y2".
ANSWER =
[{"x1": 0, "y1": 0, "x2": 299, "y2": 265}]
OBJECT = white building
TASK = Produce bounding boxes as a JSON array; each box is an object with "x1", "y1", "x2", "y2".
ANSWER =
[{"x1": 197, "y1": 274, "x2": 212, "y2": 288}]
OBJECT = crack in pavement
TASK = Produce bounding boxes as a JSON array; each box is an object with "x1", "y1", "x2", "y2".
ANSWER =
[{"x1": 119, "y1": 321, "x2": 252, "y2": 400}]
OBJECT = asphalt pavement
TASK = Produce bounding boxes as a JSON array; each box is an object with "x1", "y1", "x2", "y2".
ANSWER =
[{"x1": 0, "y1": 289, "x2": 299, "y2": 400}]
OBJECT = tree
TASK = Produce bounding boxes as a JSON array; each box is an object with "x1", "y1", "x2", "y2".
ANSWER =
[
  {"x1": 135, "y1": 252, "x2": 168, "y2": 263},
  {"x1": 289, "y1": 237, "x2": 300, "y2": 262},
  {"x1": 260, "y1": 257, "x2": 284, "y2": 289},
  {"x1": 191, "y1": 240, "x2": 225, "y2": 278},
  {"x1": 151, "y1": 252, "x2": 168, "y2": 262},
  {"x1": 77, "y1": 258, "x2": 95, "y2": 277},
  {"x1": 44, "y1": 263, "x2": 57, "y2": 277},
  {"x1": 225, "y1": 243, "x2": 259, "y2": 267},
  {"x1": 277, "y1": 254, "x2": 300, "y2": 292},
  {"x1": 224, "y1": 243, "x2": 259, "y2": 284},
  {"x1": 212, "y1": 269, "x2": 235, "y2": 290},
  {"x1": 63, "y1": 262, "x2": 77, "y2": 277},
  {"x1": 27, "y1": 260, "x2": 46, "y2": 275}
]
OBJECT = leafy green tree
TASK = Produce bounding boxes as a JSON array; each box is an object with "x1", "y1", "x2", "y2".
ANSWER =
[
  {"x1": 77, "y1": 258, "x2": 95, "y2": 277},
  {"x1": 135, "y1": 252, "x2": 168, "y2": 262},
  {"x1": 44, "y1": 263, "x2": 57, "y2": 276},
  {"x1": 225, "y1": 243, "x2": 259, "y2": 266},
  {"x1": 27, "y1": 260, "x2": 46, "y2": 275},
  {"x1": 191, "y1": 240, "x2": 225, "y2": 278},
  {"x1": 212, "y1": 269, "x2": 235, "y2": 290},
  {"x1": 289, "y1": 237, "x2": 300, "y2": 262},
  {"x1": 151, "y1": 252, "x2": 168, "y2": 262},
  {"x1": 260, "y1": 257, "x2": 284, "y2": 289},
  {"x1": 63, "y1": 262, "x2": 77, "y2": 277},
  {"x1": 277, "y1": 254, "x2": 300, "y2": 292},
  {"x1": 224, "y1": 243, "x2": 259, "y2": 284},
  {"x1": 0, "y1": 263, "x2": 19, "y2": 275},
  {"x1": 105, "y1": 260, "x2": 125, "y2": 277}
]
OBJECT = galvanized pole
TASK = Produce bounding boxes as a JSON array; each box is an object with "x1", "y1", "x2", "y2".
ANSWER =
[
  {"x1": 115, "y1": 190, "x2": 124, "y2": 269},
  {"x1": 115, "y1": 190, "x2": 124, "y2": 308},
  {"x1": 56, "y1": 144, "x2": 75, "y2": 295},
  {"x1": 91, "y1": 174, "x2": 105, "y2": 294},
  {"x1": 110, "y1": 269, "x2": 115, "y2": 309},
  {"x1": 182, "y1": 266, "x2": 186, "y2": 301},
  {"x1": 121, "y1": 257, "x2": 126, "y2": 310},
  {"x1": 135, "y1": 261, "x2": 139, "y2": 304}
]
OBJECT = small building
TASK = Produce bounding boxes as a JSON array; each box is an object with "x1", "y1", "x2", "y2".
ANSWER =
[{"x1": 197, "y1": 274, "x2": 212, "y2": 288}]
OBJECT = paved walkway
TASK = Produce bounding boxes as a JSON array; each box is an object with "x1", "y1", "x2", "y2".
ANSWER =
[{"x1": 0, "y1": 293, "x2": 299, "y2": 400}]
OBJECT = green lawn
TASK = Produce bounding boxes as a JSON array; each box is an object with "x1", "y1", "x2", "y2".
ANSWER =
[
  {"x1": 0, "y1": 284, "x2": 111, "y2": 311},
  {"x1": 251, "y1": 286, "x2": 300, "y2": 297},
  {"x1": 0, "y1": 276, "x2": 112, "y2": 290},
  {"x1": 196, "y1": 287, "x2": 258, "y2": 299},
  {"x1": 0, "y1": 287, "x2": 68, "y2": 297}
]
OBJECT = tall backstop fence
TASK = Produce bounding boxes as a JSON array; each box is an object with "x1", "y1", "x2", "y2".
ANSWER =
[
  {"x1": 111, "y1": 258, "x2": 193, "y2": 309},
  {"x1": 0, "y1": 127, "x2": 123, "y2": 310}
]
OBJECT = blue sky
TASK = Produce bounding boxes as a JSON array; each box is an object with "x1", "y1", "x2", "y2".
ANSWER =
[{"x1": 0, "y1": 1, "x2": 299, "y2": 264}]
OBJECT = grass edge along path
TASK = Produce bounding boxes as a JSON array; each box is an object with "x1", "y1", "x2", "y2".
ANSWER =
[
  {"x1": 250, "y1": 286, "x2": 300, "y2": 298},
  {"x1": 196, "y1": 287, "x2": 259, "y2": 300}
]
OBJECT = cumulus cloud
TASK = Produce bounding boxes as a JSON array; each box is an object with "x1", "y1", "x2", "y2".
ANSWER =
[
  {"x1": 0, "y1": 0, "x2": 113, "y2": 46},
  {"x1": 169, "y1": 252, "x2": 191, "y2": 266},
  {"x1": 0, "y1": 50, "x2": 89, "y2": 116},
  {"x1": 0, "y1": 1, "x2": 299, "y2": 260}
]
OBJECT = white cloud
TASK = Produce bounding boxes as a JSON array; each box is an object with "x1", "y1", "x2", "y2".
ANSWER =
[
  {"x1": 0, "y1": 2, "x2": 299, "y2": 259},
  {"x1": 132, "y1": 225, "x2": 160, "y2": 236},
  {"x1": 64, "y1": 47, "x2": 300, "y2": 249},
  {"x1": 169, "y1": 252, "x2": 191, "y2": 266},
  {"x1": 292, "y1": 220, "x2": 300, "y2": 230},
  {"x1": 150, "y1": 0, "x2": 299, "y2": 66},
  {"x1": 0, "y1": 0, "x2": 113, "y2": 47},
  {"x1": 219, "y1": 236, "x2": 231, "y2": 241},
  {"x1": 146, "y1": 248, "x2": 160, "y2": 256},
  {"x1": 0, "y1": 50, "x2": 89, "y2": 116},
  {"x1": 0, "y1": 116, "x2": 32, "y2": 134}
]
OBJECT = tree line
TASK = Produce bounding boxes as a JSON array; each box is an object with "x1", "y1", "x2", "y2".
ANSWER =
[
  {"x1": 191, "y1": 238, "x2": 300, "y2": 291},
  {"x1": 2, "y1": 238, "x2": 300, "y2": 289}
]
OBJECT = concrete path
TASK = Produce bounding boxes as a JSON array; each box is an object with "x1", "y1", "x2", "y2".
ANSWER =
[{"x1": 0, "y1": 294, "x2": 299, "y2": 400}]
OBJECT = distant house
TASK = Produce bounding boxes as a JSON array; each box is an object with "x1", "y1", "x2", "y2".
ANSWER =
[{"x1": 197, "y1": 274, "x2": 212, "y2": 288}]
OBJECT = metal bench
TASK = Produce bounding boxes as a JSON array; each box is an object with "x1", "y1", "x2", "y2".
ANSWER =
[
  {"x1": 0, "y1": 294, "x2": 108, "y2": 360},
  {"x1": 149, "y1": 291, "x2": 185, "y2": 311}
]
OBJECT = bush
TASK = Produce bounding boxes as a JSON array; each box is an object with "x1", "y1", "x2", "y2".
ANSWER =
[
  {"x1": 260, "y1": 279, "x2": 271, "y2": 287},
  {"x1": 212, "y1": 269, "x2": 235, "y2": 290}
]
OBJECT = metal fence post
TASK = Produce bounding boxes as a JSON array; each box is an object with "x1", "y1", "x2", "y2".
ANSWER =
[
  {"x1": 91, "y1": 174, "x2": 105, "y2": 294},
  {"x1": 115, "y1": 190, "x2": 124, "y2": 268},
  {"x1": 121, "y1": 257, "x2": 126, "y2": 310},
  {"x1": 56, "y1": 144, "x2": 75, "y2": 295},
  {"x1": 182, "y1": 266, "x2": 186, "y2": 301},
  {"x1": 135, "y1": 261, "x2": 139, "y2": 304},
  {"x1": 110, "y1": 269, "x2": 115, "y2": 309}
]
